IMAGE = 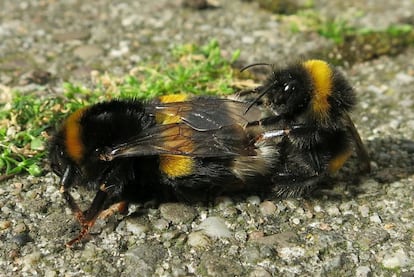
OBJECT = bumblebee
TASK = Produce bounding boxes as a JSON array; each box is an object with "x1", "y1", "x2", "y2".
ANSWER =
[
  {"x1": 49, "y1": 95, "x2": 283, "y2": 246},
  {"x1": 49, "y1": 60, "x2": 370, "y2": 246},
  {"x1": 238, "y1": 59, "x2": 371, "y2": 195}
]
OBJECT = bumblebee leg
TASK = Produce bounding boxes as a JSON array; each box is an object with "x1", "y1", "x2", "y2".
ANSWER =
[
  {"x1": 65, "y1": 185, "x2": 109, "y2": 247},
  {"x1": 247, "y1": 115, "x2": 283, "y2": 128},
  {"x1": 61, "y1": 190, "x2": 85, "y2": 227},
  {"x1": 308, "y1": 147, "x2": 323, "y2": 174},
  {"x1": 272, "y1": 171, "x2": 326, "y2": 198},
  {"x1": 98, "y1": 201, "x2": 129, "y2": 220}
]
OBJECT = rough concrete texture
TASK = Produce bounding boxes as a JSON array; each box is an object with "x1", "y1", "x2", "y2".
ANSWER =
[{"x1": 1, "y1": 0, "x2": 413, "y2": 276}]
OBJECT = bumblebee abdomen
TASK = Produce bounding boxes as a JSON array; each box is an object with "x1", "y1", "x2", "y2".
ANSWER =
[
  {"x1": 159, "y1": 155, "x2": 195, "y2": 178},
  {"x1": 328, "y1": 148, "x2": 353, "y2": 173}
]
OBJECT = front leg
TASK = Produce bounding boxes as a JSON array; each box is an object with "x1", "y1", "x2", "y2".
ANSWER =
[
  {"x1": 61, "y1": 166, "x2": 127, "y2": 247},
  {"x1": 62, "y1": 185, "x2": 110, "y2": 247}
]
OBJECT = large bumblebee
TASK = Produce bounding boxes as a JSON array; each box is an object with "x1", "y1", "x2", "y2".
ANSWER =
[
  {"x1": 238, "y1": 59, "x2": 371, "y2": 196},
  {"x1": 49, "y1": 95, "x2": 281, "y2": 246}
]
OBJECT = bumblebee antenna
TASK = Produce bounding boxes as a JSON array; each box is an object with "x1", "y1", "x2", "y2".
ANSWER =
[
  {"x1": 244, "y1": 82, "x2": 274, "y2": 114},
  {"x1": 241, "y1": 62, "x2": 275, "y2": 114},
  {"x1": 240, "y1": 63, "x2": 272, "y2": 73}
]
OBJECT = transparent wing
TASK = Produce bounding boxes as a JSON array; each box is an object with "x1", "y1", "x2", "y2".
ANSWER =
[
  {"x1": 146, "y1": 97, "x2": 263, "y2": 131},
  {"x1": 100, "y1": 123, "x2": 256, "y2": 161},
  {"x1": 343, "y1": 113, "x2": 371, "y2": 173}
]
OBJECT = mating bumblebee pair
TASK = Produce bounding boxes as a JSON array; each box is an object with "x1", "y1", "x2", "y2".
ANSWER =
[{"x1": 49, "y1": 59, "x2": 370, "y2": 246}]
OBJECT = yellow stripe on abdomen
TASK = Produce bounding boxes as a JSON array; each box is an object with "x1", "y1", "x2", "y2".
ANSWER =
[
  {"x1": 159, "y1": 155, "x2": 194, "y2": 178},
  {"x1": 157, "y1": 93, "x2": 195, "y2": 178},
  {"x1": 158, "y1": 94, "x2": 189, "y2": 103},
  {"x1": 328, "y1": 148, "x2": 352, "y2": 173},
  {"x1": 156, "y1": 93, "x2": 190, "y2": 124},
  {"x1": 155, "y1": 113, "x2": 182, "y2": 124}
]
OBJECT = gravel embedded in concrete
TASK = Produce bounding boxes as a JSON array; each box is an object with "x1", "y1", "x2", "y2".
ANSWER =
[{"x1": 1, "y1": 0, "x2": 414, "y2": 276}]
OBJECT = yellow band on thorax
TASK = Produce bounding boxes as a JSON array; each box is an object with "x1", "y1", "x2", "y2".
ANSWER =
[
  {"x1": 303, "y1": 60, "x2": 333, "y2": 119},
  {"x1": 64, "y1": 107, "x2": 87, "y2": 163}
]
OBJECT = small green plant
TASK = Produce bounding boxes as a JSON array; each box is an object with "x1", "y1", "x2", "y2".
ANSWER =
[
  {"x1": 0, "y1": 87, "x2": 94, "y2": 180},
  {"x1": 384, "y1": 24, "x2": 413, "y2": 37},
  {"x1": 0, "y1": 40, "x2": 240, "y2": 179},
  {"x1": 117, "y1": 40, "x2": 240, "y2": 98},
  {"x1": 317, "y1": 18, "x2": 356, "y2": 44}
]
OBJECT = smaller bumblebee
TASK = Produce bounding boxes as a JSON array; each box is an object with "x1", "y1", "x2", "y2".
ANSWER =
[
  {"x1": 49, "y1": 95, "x2": 278, "y2": 247},
  {"x1": 239, "y1": 59, "x2": 371, "y2": 196}
]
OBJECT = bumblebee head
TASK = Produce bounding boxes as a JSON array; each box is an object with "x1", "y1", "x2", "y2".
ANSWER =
[
  {"x1": 48, "y1": 134, "x2": 68, "y2": 177},
  {"x1": 48, "y1": 135, "x2": 78, "y2": 193},
  {"x1": 247, "y1": 60, "x2": 355, "y2": 126},
  {"x1": 262, "y1": 62, "x2": 313, "y2": 117},
  {"x1": 48, "y1": 106, "x2": 91, "y2": 190}
]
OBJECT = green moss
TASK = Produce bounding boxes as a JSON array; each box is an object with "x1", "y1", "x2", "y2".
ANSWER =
[
  {"x1": 291, "y1": 10, "x2": 414, "y2": 65},
  {"x1": 317, "y1": 18, "x2": 356, "y2": 44},
  {"x1": 324, "y1": 25, "x2": 414, "y2": 65},
  {"x1": 291, "y1": 10, "x2": 414, "y2": 63}
]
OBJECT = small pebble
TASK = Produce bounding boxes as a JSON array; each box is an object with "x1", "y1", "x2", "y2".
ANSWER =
[
  {"x1": 249, "y1": 231, "x2": 264, "y2": 240},
  {"x1": 369, "y1": 213, "x2": 382, "y2": 224},
  {"x1": 198, "y1": 217, "x2": 231, "y2": 238},
  {"x1": 355, "y1": 266, "x2": 371, "y2": 277},
  {"x1": 0, "y1": 220, "x2": 11, "y2": 230},
  {"x1": 13, "y1": 222, "x2": 27, "y2": 234},
  {"x1": 159, "y1": 203, "x2": 197, "y2": 224},
  {"x1": 278, "y1": 246, "x2": 305, "y2": 261},
  {"x1": 247, "y1": 195, "x2": 261, "y2": 205},
  {"x1": 187, "y1": 231, "x2": 210, "y2": 248},
  {"x1": 161, "y1": 230, "x2": 180, "y2": 241},
  {"x1": 259, "y1": 201, "x2": 277, "y2": 216},
  {"x1": 153, "y1": 218, "x2": 169, "y2": 231},
  {"x1": 234, "y1": 230, "x2": 248, "y2": 242},
  {"x1": 44, "y1": 270, "x2": 58, "y2": 277},
  {"x1": 21, "y1": 252, "x2": 41, "y2": 271},
  {"x1": 125, "y1": 220, "x2": 148, "y2": 236},
  {"x1": 81, "y1": 244, "x2": 98, "y2": 260},
  {"x1": 313, "y1": 205, "x2": 323, "y2": 213},
  {"x1": 326, "y1": 205, "x2": 341, "y2": 216},
  {"x1": 382, "y1": 249, "x2": 411, "y2": 269},
  {"x1": 358, "y1": 205, "x2": 370, "y2": 218}
]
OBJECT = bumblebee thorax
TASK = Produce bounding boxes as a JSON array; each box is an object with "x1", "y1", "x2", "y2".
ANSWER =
[{"x1": 302, "y1": 60, "x2": 334, "y2": 122}]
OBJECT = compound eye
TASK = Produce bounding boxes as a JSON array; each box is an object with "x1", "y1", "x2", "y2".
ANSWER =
[
  {"x1": 283, "y1": 83, "x2": 293, "y2": 93},
  {"x1": 283, "y1": 80, "x2": 297, "y2": 93}
]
